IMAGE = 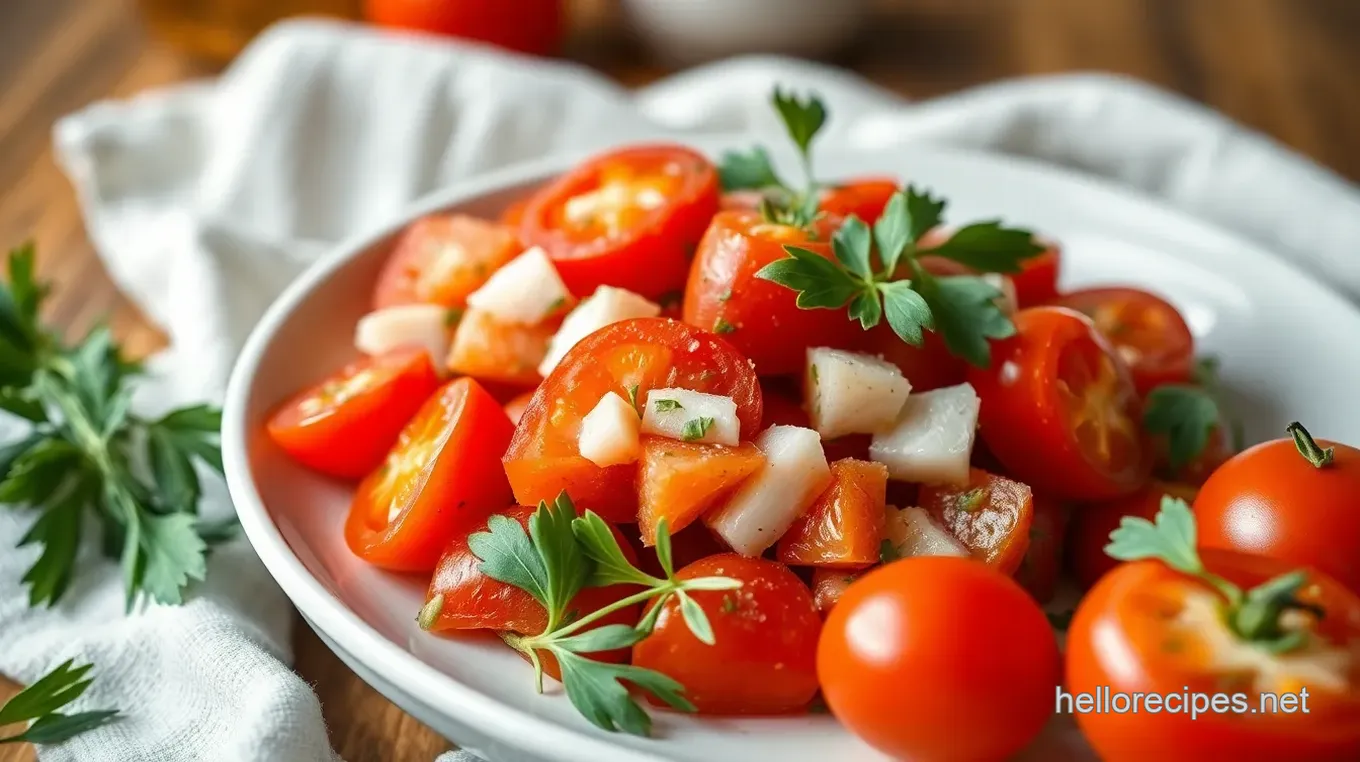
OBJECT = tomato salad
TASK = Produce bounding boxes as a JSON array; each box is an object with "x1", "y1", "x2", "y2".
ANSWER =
[{"x1": 266, "y1": 89, "x2": 1360, "y2": 760}]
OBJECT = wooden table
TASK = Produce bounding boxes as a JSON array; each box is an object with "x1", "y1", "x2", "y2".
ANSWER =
[{"x1": 2, "y1": 0, "x2": 1358, "y2": 759}]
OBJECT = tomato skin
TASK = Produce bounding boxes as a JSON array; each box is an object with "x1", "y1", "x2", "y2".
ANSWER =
[
  {"x1": 1014, "y1": 493, "x2": 1067, "y2": 603},
  {"x1": 503, "y1": 390, "x2": 536, "y2": 425},
  {"x1": 373, "y1": 214, "x2": 518, "y2": 310},
  {"x1": 1055, "y1": 286, "x2": 1195, "y2": 395},
  {"x1": 1013, "y1": 240, "x2": 1061, "y2": 308},
  {"x1": 819, "y1": 556, "x2": 1060, "y2": 761},
  {"x1": 1066, "y1": 550, "x2": 1360, "y2": 762},
  {"x1": 363, "y1": 0, "x2": 564, "y2": 56},
  {"x1": 817, "y1": 178, "x2": 898, "y2": 224},
  {"x1": 919, "y1": 469, "x2": 1035, "y2": 575},
  {"x1": 1068, "y1": 481, "x2": 1198, "y2": 591},
  {"x1": 1195, "y1": 431, "x2": 1360, "y2": 596},
  {"x1": 777, "y1": 459, "x2": 887, "y2": 568},
  {"x1": 970, "y1": 306, "x2": 1151, "y2": 502},
  {"x1": 266, "y1": 347, "x2": 440, "y2": 480},
  {"x1": 632, "y1": 554, "x2": 821, "y2": 714},
  {"x1": 683, "y1": 210, "x2": 860, "y2": 376},
  {"x1": 519, "y1": 145, "x2": 719, "y2": 300},
  {"x1": 636, "y1": 438, "x2": 765, "y2": 545},
  {"x1": 503, "y1": 318, "x2": 762, "y2": 523},
  {"x1": 344, "y1": 378, "x2": 515, "y2": 572}
]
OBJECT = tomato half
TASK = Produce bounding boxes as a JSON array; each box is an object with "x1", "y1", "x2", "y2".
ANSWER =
[
  {"x1": 1055, "y1": 287, "x2": 1195, "y2": 394},
  {"x1": 777, "y1": 459, "x2": 887, "y2": 568},
  {"x1": 519, "y1": 145, "x2": 719, "y2": 300},
  {"x1": 918, "y1": 468, "x2": 1034, "y2": 575},
  {"x1": 363, "y1": 0, "x2": 564, "y2": 56},
  {"x1": 372, "y1": 214, "x2": 519, "y2": 310},
  {"x1": 683, "y1": 210, "x2": 860, "y2": 376},
  {"x1": 1067, "y1": 550, "x2": 1360, "y2": 762},
  {"x1": 1014, "y1": 493, "x2": 1067, "y2": 603},
  {"x1": 632, "y1": 554, "x2": 821, "y2": 714},
  {"x1": 1067, "y1": 481, "x2": 1198, "y2": 591},
  {"x1": 817, "y1": 178, "x2": 898, "y2": 224},
  {"x1": 1195, "y1": 425, "x2": 1360, "y2": 596},
  {"x1": 819, "y1": 556, "x2": 1060, "y2": 761},
  {"x1": 503, "y1": 318, "x2": 762, "y2": 523},
  {"x1": 970, "y1": 306, "x2": 1151, "y2": 501},
  {"x1": 1013, "y1": 239, "x2": 1061, "y2": 308},
  {"x1": 266, "y1": 347, "x2": 440, "y2": 480},
  {"x1": 345, "y1": 378, "x2": 515, "y2": 572}
]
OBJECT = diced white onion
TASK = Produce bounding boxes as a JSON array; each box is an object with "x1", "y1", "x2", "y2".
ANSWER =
[
  {"x1": 869, "y1": 383, "x2": 980, "y2": 485},
  {"x1": 704, "y1": 425, "x2": 831, "y2": 556},
  {"x1": 805, "y1": 347, "x2": 912, "y2": 439}
]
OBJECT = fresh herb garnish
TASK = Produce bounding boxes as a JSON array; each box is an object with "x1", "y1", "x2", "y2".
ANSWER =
[
  {"x1": 1143, "y1": 355, "x2": 1240, "y2": 470},
  {"x1": 755, "y1": 189, "x2": 1042, "y2": 367},
  {"x1": 717, "y1": 89, "x2": 829, "y2": 228},
  {"x1": 653, "y1": 399, "x2": 683, "y2": 413},
  {"x1": 0, "y1": 659, "x2": 118, "y2": 745},
  {"x1": 680, "y1": 417, "x2": 715, "y2": 442},
  {"x1": 712, "y1": 317, "x2": 735, "y2": 334},
  {"x1": 0, "y1": 244, "x2": 229, "y2": 609},
  {"x1": 879, "y1": 539, "x2": 901, "y2": 564},
  {"x1": 626, "y1": 384, "x2": 640, "y2": 412},
  {"x1": 465, "y1": 493, "x2": 741, "y2": 736}
]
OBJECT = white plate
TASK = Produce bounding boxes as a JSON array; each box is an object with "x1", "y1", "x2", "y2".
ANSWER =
[{"x1": 222, "y1": 140, "x2": 1360, "y2": 762}]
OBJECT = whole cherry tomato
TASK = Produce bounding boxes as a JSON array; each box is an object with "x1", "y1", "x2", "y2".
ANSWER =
[
  {"x1": 633, "y1": 554, "x2": 821, "y2": 714},
  {"x1": 364, "y1": 0, "x2": 564, "y2": 56},
  {"x1": 970, "y1": 306, "x2": 1151, "y2": 502},
  {"x1": 1067, "y1": 481, "x2": 1198, "y2": 591},
  {"x1": 817, "y1": 178, "x2": 898, "y2": 223},
  {"x1": 819, "y1": 556, "x2": 1060, "y2": 761},
  {"x1": 1195, "y1": 422, "x2": 1360, "y2": 596},
  {"x1": 1055, "y1": 286, "x2": 1195, "y2": 395},
  {"x1": 519, "y1": 145, "x2": 719, "y2": 300}
]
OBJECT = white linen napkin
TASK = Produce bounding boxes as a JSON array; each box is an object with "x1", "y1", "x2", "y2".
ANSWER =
[{"x1": 4, "y1": 16, "x2": 1359, "y2": 762}]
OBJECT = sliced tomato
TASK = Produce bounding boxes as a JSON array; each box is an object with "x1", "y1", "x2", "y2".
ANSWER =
[
  {"x1": 519, "y1": 144, "x2": 719, "y2": 299},
  {"x1": 918, "y1": 468, "x2": 1034, "y2": 575},
  {"x1": 810, "y1": 568, "x2": 861, "y2": 615},
  {"x1": 1013, "y1": 239, "x2": 1061, "y2": 308},
  {"x1": 445, "y1": 309, "x2": 555, "y2": 387},
  {"x1": 504, "y1": 318, "x2": 762, "y2": 523},
  {"x1": 683, "y1": 210, "x2": 860, "y2": 376},
  {"x1": 636, "y1": 437, "x2": 764, "y2": 545},
  {"x1": 818, "y1": 178, "x2": 898, "y2": 224},
  {"x1": 1055, "y1": 287, "x2": 1194, "y2": 395},
  {"x1": 373, "y1": 214, "x2": 519, "y2": 309},
  {"x1": 777, "y1": 459, "x2": 887, "y2": 568},
  {"x1": 970, "y1": 306, "x2": 1151, "y2": 501},
  {"x1": 266, "y1": 347, "x2": 440, "y2": 479},
  {"x1": 1013, "y1": 494, "x2": 1067, "y2": 603},
  {"x1": 1068, "y1": 481, "x2": 1198, "y2": 591},
  {"x1": 503, "y1": 389, "x2": 536, "y2": 425},
  {"x1": 344, "y1": 378, "x2": 515, "y2": 572}
]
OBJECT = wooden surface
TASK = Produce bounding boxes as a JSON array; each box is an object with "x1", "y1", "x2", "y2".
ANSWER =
[{"x1": 2, "y1": 0, "x2": 1358, "y2": 759}]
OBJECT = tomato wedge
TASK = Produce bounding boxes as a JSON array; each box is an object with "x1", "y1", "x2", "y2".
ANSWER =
[
  {"x1": 345, "y1": 378, "x2": 515, "y2": 572},
  {"x1": 777, "y1": 459, "x2": 887, "y2": 568},
  {"x1": 636, "y1": 437, "x2": 765, "y2": 545},
  {"x1": 266, "y1": 347, "x2": 440, "y2": 480},
  {"x1": 519, "y1": 144, "x2": 719, "y2": 300},
  {"x1": 503, "y1": 318, "x2": 762, "y2": 523},
  {"x1": 970, "y1": 306, "x2": 1151, "y2": 501},
  {"x1": 918, "y1": 468, "x2": 1034, "y2": 574},
  {"x1": 373, "y1": 214, "x2": 519, "y2": 309},
  {"x1": 1055, "y1": 287, "x2": 1194, "y2": 394},
  {"x1": 817, "y1": 178, "x2": 898, "y2": 223}
]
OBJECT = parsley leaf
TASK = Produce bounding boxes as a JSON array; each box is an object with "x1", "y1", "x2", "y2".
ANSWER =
[
  {"x1": 468, "y1": 512, "x2": 552, "y2": 608},
  {"x1": 832, "y1": 217, "x2": 873, "y2": 280},
  {"x1": 904, "y1": 187, "x2": 947, "y2": 245},
  {"x1": 920, "y1": 221, "x2": 1045, "y2": 273},
  {"x1": 878, "y1": 281, "x2": 932, "y2": 346},
  {"x1": 681, "y1": 417, "x2": 715, "y2": 442},
  {"x1": 873, "y1": 192, "x2": 911, "y2": 275},
  {"x1": 553, "y1": 651, "x2": 692, "y2": 736},
  {"x1": 0, "y1": 659, "x2": 118, "y2": 745},
  {"x1": 879, "y1": 539, "x2": 901, "y2": 563},
  {"x1": 653, "y1": 399, "x2": 683, "y2": 413},
  {"x1": 1104, "y1": 495, "x2": 1203, "y2": 576},
  {"x1": 1143, "y1": 384, "x2": 1219, "y2": 470},
  {"x1": 718, "y1": 146, "x2": 783, "y2": 192},
  {"x1": 771, "y1": 88, "x2": 828, "y2": 169},
  {"x1": 915, "y1": 274, "x2": 1016, "y2": 367},
  {"x1": 757, "y1": 247, "x2": 861, "y2": 309}
]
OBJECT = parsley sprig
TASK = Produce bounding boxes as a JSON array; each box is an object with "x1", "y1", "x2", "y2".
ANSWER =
[
  {"x1": 0, "y1": 243, "x2": 230, "y2": 609},
  {"x1": 719, "y1": 89, "x2": 827, "y2": 228},
  {"x1": 0, "y1": 659, "x2": 118, "y2": 745},
  {"x1": 1143, "y1": 356, "x2": 1242, "y2": 470},
  {"x1": 755, "y1": 189, "x2": 1043, "y2": 367},
  {"x1": 458, "y1": 493, "x2": 741, "y2": 736},
  {"x1": 1106, "y1": 495, "x2": 1323, "y2": 654}
]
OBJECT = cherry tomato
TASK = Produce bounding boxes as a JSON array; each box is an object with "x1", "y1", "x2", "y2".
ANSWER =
[
  {"x1": 1013, "y1": 238, "x2": 1061, "y2": 308},
  {"x1": 817, "y1": 178, "x2": 898, "y2": 223},
  {"x1": 266, "y1": 347, "x2": 440, "y2": 480},
  {"x1": 970, "y1": 306, "x2": 1151, "y2": 501},
  {"x1": 1067, "y1": 481, "x2": 1198, "y2": 591},
  {"x1": 503, "y1": 318, "x2": 762, "y2": 523},
  {"x1": 1067, "y1": 549, "x2": 1360, "y2": 762},
  {"x1": 1055, "y1": 287, "x2": 1195, "y2": 395},
  {"x1": 373, "y1": 214, "x2": 518, "y2": 310},
  {"x1": 636, "y1": 437, "x2": 765, "y2": 545},
  {"x1": 777, "y1": 459, "x2": 887, "y2": 568},
  {"x1": 918, "y1": 468, "x2": 1034, "y2": 575},
  {"x1": 1195, "y1": 423, "x2": 1360, "y2": 596},
  {"x1": 810, "y1": 568, "x2": 860, "y2": 615},
  {"x1": 345, "y1": 378, "x2": 515, "y2": 572},
  {"x1": 363, "y1": 0, "x2": 564, "y2": 56},
  {"x1": 519, "y1": 145, "x2": 719, "y2": 300},
  {"x1": 633, "y1": 554, "x2": 821, "y2": 714},
  {"x1": 683, "y1": 210, "x2": 860, "y2": 375},
  {"x1": 819, "y1": 556, "x2": 1060, "y2": 761},
  {"x1": 1014, "y1": 493, "x2": 1067, "y2": 603}
]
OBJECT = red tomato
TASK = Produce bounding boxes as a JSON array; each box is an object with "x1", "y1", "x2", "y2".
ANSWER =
[
  {"x1": 266, "y1": 347, "x2": 440, "y2": 480},
  {"x1": 503, "y1": 318, "x2": 762, "y2": 523},
  {"x1": 819, "y1": 556, "x2": 1060, "y2": 761},
  {"x1": 810, "y1": 568, "x2": 860, "y2": 614},
  {"x1": 1054, "y1": 287, "x2": 1195, "y2": 395},
  {"x1": 970, "y1": 306, "x2": 1151, "y2": 502},
  {"x1": 1067, "y1": 549, "x2": 1360, "y2": 762},
  {"x1": 363, "y1": 0, "x2": 564, "y2": 56},
  {"x1": 918, "y1": 468, "x2": 1034, "y2": 575},
  {"x1": 1014, "y1": 494, "x2": 1067, "y2": 603},
  {"x1": 1013, "y1": 238, "x2": 1062, "y2": 308},
  {"x1": 777, "y1": 459, "x2": 887, "y2": 568},
  {"x1": 345, "y1": 378, "x2": 515, "y2": 572},
  {"x1": 629, "y1": 523, "x2": 729, "y2": 580},
  {"x1": 683, "y1": 210, "x2": 860, "y2": 375},
  {"x1": 372, "y1": 214, "x2": 518, "y2": 310},
  {"x1": 1195, "y1": 423, "x2": 1360, "y2": 596},
  {"x1": 1067, "y1": 481, "x2": 1198, "y2": 591},
  {"x1": 500, "y1": 196, "x2": 531, "y2": 228},
  {"x1": 503, "y1": 390, "x2": 536, "y2": 425},
  {"x1": 636, "y1": 437, "x2": 765, "y2": 545},
  {"x1": 817, "y1": 178, "x2": 898, "y2": 224},
  {"x1": 633, "y1": 554, "x2": 821, "y2": 714},
  {"x1": 519, "y1": 145, "x2": 719, "y2": 300}
]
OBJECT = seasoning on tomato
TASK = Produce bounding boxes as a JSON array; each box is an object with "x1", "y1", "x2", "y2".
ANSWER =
[
  {"x1": 1071, "y1": 496, "x2": 1360, "y2": 762},
  {"x1": 518, "y1": 144, "x2": 719, "y2": 300},
  {"x1": 970, "y1": 306, "x2": 1151, "y2": 501},
  {"x1": 1056, "y1": 286, "x2": 1195, "y2": 395},
  {"x1": 372, "y1": 214, "x2": 519, "y2": 310},
  {"x1": 1067, "y1": 480, "x2": 1198, "y2": 591},
  {"x1": 503, "y1": 317, "x2": 762, "y2": 524},
  {"x1": 265, "y1": 346, "x2": 440, "y2": 480},
  {"x1": 345, "y1": 377, "x2": 515, "y2": 572},
  {"x1": 918, "y1": 468, "x2": 1034, "y2": 575}
]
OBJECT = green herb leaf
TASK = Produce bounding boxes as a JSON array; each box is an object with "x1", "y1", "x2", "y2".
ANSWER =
[
  {"x1": 903, "y1": 186, "x2": 947, "y2": 246},
  {"x1": 718, "y1": 146, "x2": 783, "y2": 192},
  {"x1": 653, "y1": 399, "x2": 683, "y2": 413},
  {"x1": 137, "y1": 512, "x2": 209, "y2": 606},
  {"x1": 771, "y1": 88, "x2": 828, "y2": 165},
  {"x1": 676, "y1": 591, "x2": 716, "y2": 646},
  {"x1": 878, "y1": 281, "x2": 932, "y2": 347},
  {"x1": 626, "y1": 384, "x2": 640, "y2": 411},
  {"x1": 920, "y1": 221, "x2": 1044, "y2": 273},
  {"x1": 879, "y1": 539, "x2": 901, "y2": 564},
  {"x1": 831, "y1": 216, "x2": 873, "y2": 281},
  {"x1": 712, "y1": 317, "x2": 735, "y2": 334},
  {"x1": 681, "y1": 417, "x2": 715, "y2": 442},
  {"x1": 0, "y1": 387, "x2": 46, "y2": 423},
  {"x1": 1143, "y1": 385, "x2": 1220, "y2": 469},
  {"x1": 913, "y1": 274, "x2": 1015, "y2": 367},
  {"x1": 872, "y1": 192, "x2": 911, "y2": 275},
  {"x1": 553, "y1": 623, "x2": 648, "y2": 654},
  {"x1": 18, "y1": 476, "x2": 95, "y2": 607},
  {"x1": 468, "y1": 512, "x2": 552, "y2": 609},
  {"x1": 1104, "y1": 495, "x2": 1202, "y2": 575},
  {"x1": 654, "y1": 519, "x2": 675, "y2": 578},
  {"x1": 552, "y1": 650, "x2": 694, "y2": 736},
  {"x1": 528, "y1": 493, "x2": 591, "y2": 627},
  {"x1": 756, "y1": 246, "x2": 861, "y2": 310},
  {"x1": 847, "y1": 290, "x2": 882, "y2": 330},
  {"x1": 0, "y1": 659, "x2": 118, "y2": 745},
  {"x1": 1046, "y1": 610, "x2": 1075, "y2": 631},
  {"x1": 572, "y1": 511, "x2": 657, "y2": 588}
]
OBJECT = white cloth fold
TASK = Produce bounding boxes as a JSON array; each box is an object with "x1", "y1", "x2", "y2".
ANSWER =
[{"x1": 3, "y1": 16, "x2": 1358, "y2": 762}]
